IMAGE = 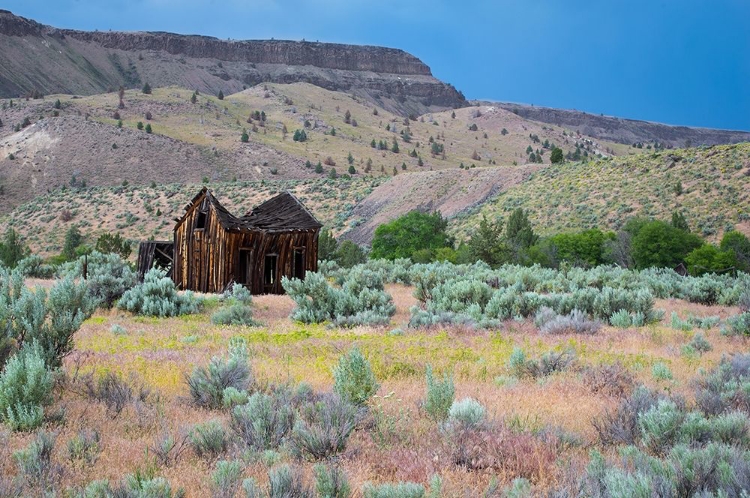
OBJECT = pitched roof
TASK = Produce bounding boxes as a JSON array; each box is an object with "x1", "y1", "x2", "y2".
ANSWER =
[
  {"x1": 241, "y1": 191, "x2": 322, "y2": 231},
  {"x1": 178, "y1": 188, "x2": 321, "y2": 233}
]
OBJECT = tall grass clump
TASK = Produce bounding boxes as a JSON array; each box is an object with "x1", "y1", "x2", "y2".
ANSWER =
[
  {"x1": 211, "y1": 283, "x2": 259, "y2": 326},
  {"x1": 118, "y1": 267, "x2": 200, "y2": 317},
  {"x1": 424, "y1": 365, "x2": 454, "y2": 422},
  {"x1": 282, "y1": 270, "x2": 395, "y2": 326},
  {"x1": 13, "y1": 430, "x2": 62, "y2": 493},
  {"x1": 508, "y1": 347, "x2": 575, "y2": 379},
  {"x1": 333, "y1": 347, "x2": 379, "y2": 406},
  {"x1": 268, "y1": 465, "x2": 314, "y2": 498},
  {"x1": 187, "y1": 337, "x2": 252, "y2": 409},
  {"x1": 0, "y1": 343, "x2": 53, "y2": 431}
]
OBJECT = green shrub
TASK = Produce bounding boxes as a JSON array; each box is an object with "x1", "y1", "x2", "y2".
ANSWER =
[
  {"x1": 211, "y1": 460, "x2": 243, "y2": 498},
  {"x1": 508, "y1": 347, "x2": 575, "y2": 379},
  {"x1": 118, "y1": 267, "x2": 200, "y2": 317},
  {"x1": 14, "y1": 430, "x2": 62, "y2": 492},
  {"x1": 447, "y1": 398, "x2": 486, "y2": 429},
  {"x1": 67, "y1": 429, "x2": 101, "y2": 465},
  {"x1": 686, "y1": 332, "x2": 712, "y2": 355},
  {"x1": 424, "y1": 365, "x2": 454, "y2": 422},
  {"x1": 652, "y1": 362, "x2": 673, "y2": 381},
  {"x1": 231, "y1": 391, "x2": 294, "y2": 451},
  {"x1": 362, "y1": 482, "x2": 426, "y2": 498},
  {"x1": 291, "y1": 393, "x2": 357, "y2": 460},
  {"x1": 695, "y1": 354, "x2": 750, "y2": 415},
  {"x1": 190, "y1": 420, "x2": 228, "y2": 459},
  {"x1": 314, "y1": 464, "x2": 351, "y2": 498},
  {"x1": 283, "y1": 271, "x2": 395, "y2": 326},
  {"x1": 222, "y1": 386, "x2": 248, "y2": 408},
  {"x1": 0, "y1": 343, "x2": 53, "y2": 431},
  {"x1": 638, "y1": 399, "x2": 684, "y2": 453},
  {"x1": 62, "y1": 251, "x2": 137, "y2": 308},
  {"x1": 211, "y1": 283, "x2": 258, "y2": 326},
  {"x1": 726, "y1": 312, "x2": 750, "y2": 336},
  {"x1": 610, "y1": 309, "x2": 633, "y2": 328},
  {"x1": 539, "y1": 309, "x2": 600, "y2": 335},
  {"x1": 333, "y1": 347, "x2": 379, "y2": 405},
  {"x1": 187, "y1": 337, "x2": 252, "y2": 409},
  {"x1": 268, "y1": 465, "x2": 314, "y2": 498}
]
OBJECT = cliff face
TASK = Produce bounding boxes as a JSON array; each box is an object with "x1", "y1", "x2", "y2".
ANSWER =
[
  {"x1": 0, "y1": 10, "x2": 466, "y2": 115},
  {"x1": 495, "y1": 102, "x2": 750, "y2": 148}
]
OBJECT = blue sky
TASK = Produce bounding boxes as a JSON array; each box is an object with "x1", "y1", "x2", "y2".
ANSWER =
[{"x1": 5, "y1": 0, "x2": 749, "y2": 130}]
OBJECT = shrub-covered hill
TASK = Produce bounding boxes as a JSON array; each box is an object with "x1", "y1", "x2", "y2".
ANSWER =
[
  {"x1": 2, "y1": 178, "x2": 383, "y2": 256},
  {"x1": 455, "y1": 143, "x2": 750, "y2": 242}
]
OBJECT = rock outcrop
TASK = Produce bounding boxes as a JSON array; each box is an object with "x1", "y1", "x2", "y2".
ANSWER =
[
  {"x1": 493, "y1": 102, "x2": 750, "y2": 148},
  {"x1": 0, "y1": 10, "x2": 466, "y2": 115}
]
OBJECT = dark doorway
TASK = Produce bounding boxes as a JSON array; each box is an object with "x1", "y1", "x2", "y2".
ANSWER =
[
  {"x1": 293, "y1": 249, "x2": 305, "y2": 280},
  {"x1": 238, "y1": 250, "x2": 253, "y2": 285},
  {"x1": 264, "y1": 254, "x2": 278, "y2": 290}
]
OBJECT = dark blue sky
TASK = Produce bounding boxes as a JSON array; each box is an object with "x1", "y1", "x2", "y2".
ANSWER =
[{"x1": 6, "y1": 0, "x2": 749, "y2": 130}]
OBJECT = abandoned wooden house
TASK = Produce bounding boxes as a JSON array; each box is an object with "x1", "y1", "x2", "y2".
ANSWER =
[{"x1": 137, "y1": 188, "x2": 321, "y2": 294}]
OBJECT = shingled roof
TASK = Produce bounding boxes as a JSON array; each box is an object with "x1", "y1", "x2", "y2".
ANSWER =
[
  {"x1": 241, "y1": 191, "x2": 322, "y2": 231},
  {"x1": 178, "y1": 188, "x2": 321, "y2": 233}
]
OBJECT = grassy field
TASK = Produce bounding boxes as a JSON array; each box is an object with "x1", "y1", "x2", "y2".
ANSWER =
[{"x1": 1, "y1": 283, "x2": 745, "y2": 496}]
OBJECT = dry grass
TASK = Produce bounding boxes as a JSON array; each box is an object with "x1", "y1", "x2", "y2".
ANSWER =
[{"x1": 1, "y1": 283, "x2": 747, "y2": 495}]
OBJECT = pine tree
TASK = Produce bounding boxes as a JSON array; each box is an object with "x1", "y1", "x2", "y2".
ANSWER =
[
  {"x1": 142, "y1": 82, "x2": 152, "y2": 94},
  {"x1": 347, "y1": 152, "x2": 354, "y2": 165},
  {"x1": 137, "y1": 122, "x2": 144, "y2": 130},
  {"x1": 145, "y1": 123, "x2": 153, "y2": 134},
  {"x1": 190, "y1": 92, "x2": 197, "y2": 104},
  {"x1": 217, "y1": 90, "x2": 224, "y2": 100},
  {"x1": 315, "y1": 162, "x2": 324, "y2": 174},
  {"x1": 391, "y1": 138, "x2": 399, "y2": 153},
  {"x1": 241, "y1": 130, "x2": 249, "y2": 143},
  {"x1": 348, "y1": 165, "x2": 356, "y2": 175}
]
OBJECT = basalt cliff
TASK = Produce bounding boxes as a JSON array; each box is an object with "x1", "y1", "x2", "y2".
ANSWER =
[{"x1": 0, "y1": 10, "x2": 465, "y2": 115}]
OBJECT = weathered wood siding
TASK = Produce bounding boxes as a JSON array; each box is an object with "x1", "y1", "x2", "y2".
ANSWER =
[{"x1": 173, "y1": 191, "x2": 319, "y2": 294}]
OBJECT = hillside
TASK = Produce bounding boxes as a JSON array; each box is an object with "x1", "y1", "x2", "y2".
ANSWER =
[
  {"x1": 0, "y1": 83, "x2": 622, "y2": 213},
  {"x1": 0, "y1": 10, "x2": 465, "y2": 116},
  {"x1": 456, "y1": 143, "x2": 750, "y2": 242},
  {"x1": 493, "y1": 102, "x2": 750, "y2": 149},
  {"x1": 4, "y1": 143, "x2": 749, "y2": 256},
  {"x1": 3, "y1": 178, "x2": 383, "y2": 256}
]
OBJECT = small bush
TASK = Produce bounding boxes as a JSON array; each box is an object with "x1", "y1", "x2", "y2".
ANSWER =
[
  {"x1": 0, "y1": 343, "x2": 53, "y2": 431},
  {"x1": 333, "y1": 347, "x2": 379, "y2": 406},
  {"x1": 685, "y1": 332, "x2": 712, "y2": 355},
  {"x1": 67, "y1": 429, "x2": 101, "y2": 465},
  {"x1": 726, "y1": 312, "x2": 750, "y2": 336},
  {"x1": 79, "y1": 371, "x2": 151, "y2": 420},
  {"x1": 583, "y1": 363, "x2": 635, "y2": 398},
  {"x1": 652, "y1": 362, "x2": 674, "y2": 381},
  {"x1": 447, "y1": 398, "x2": 486, "y2": 429},
  {"x1": 222, "y1": 386, "x2": 248, "y2": 408},
  {"x1": 593, "y1": 387, "x2": 670, "y2": 446},
  {"x1": 539, "y1": 309, "x2": 601, "y2": 335},
  {"x1": 508, "y1": 347, "x2": 575, "y2": 379},
  {"x1": 231, "y1": 391, "x2": 294, "y2": 451},
  {"x1": 314, "y1": 464, "x2": 351, "y2": 498},
  {"x1": 187, "y1": 337, "x2": 252, "y2": 409},
  {"x1": 118, "y1": 267, "x2": 200, "y2": 317},
  {"x1": 268, "y1": 465, "x2": 314, "y2": 498},
  {"x1": 362, "y1": 482, "x2": 426, "y2": 498},
  {"x1": 212, "y1": 283, "x2": 258, "y2": 326},
  {"x1": 695, "y1": 354, "x2": 750, "y2": 415},
  {"x1": 211, "y1": 460, "x2": 243, "y2": 498},
  {"x1": 291, "y1": 393, "x2": 357, "y2": 460},
  {"x1": 14, "y1": 431, "x2": 62, "y2": 492},
  {"x1": 190, "y1": 420, "x2": 228, "y2": 459},
  {"x1": 424, "y1": 365, "x2": 454, "y2": 422},
  {"x1": 609, "y1": 309, "x2": 633, "y2": 328}
]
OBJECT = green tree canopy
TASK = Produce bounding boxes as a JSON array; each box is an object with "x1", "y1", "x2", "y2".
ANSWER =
[
  {"x1": 631, "y1": 220, "x2": 703, "y2": 269},
  {"x1": 467, "y1": 215, "x2": 509, "y2": 268},
  {"x1": 95, "y1": 233, "x2": 132, "y2": 260},
  {"x1": 543, "y1": 229, "x2": 613, "y2": 268},
  {"x1": 685, "y1": 244, "x2": 737, "y2": 276},
  {"x1": 318, "y1": 229, "x2": 338, "y2": 262},
  {"x1": 0, "y1": 228, "x2": 29, "y2": 268},
  {"x1": 720, "y1": 231, "x2": 750, "y2": 272},
  {"x1": 370, "y1": 211, "x2": 452, "y2": 261},
  {"x1": 550, "y1": 147, "x2": 564, "y2": 164}
]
